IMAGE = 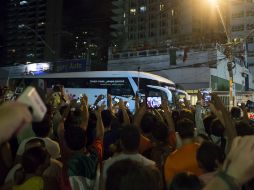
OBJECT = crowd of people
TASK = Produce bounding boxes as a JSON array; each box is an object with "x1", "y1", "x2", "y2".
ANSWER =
[{"x1": 0, "y1": 85, "x2": 254, "y2": 190}]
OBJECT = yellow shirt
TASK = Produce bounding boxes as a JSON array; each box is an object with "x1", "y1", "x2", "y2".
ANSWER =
[
  {"x1": 164, "y1": 143, "x2": 203, "y2": 183},
  {"x1": 13, "y1": 176, "x2": 44, "y2": 190}
]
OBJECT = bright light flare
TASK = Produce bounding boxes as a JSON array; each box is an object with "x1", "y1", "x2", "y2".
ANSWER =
[{"x1": 207, "y1": 0, "x2": 218, "y2": 6}]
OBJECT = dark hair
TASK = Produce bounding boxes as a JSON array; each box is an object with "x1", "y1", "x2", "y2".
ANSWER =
[
  {"x1": 210, "y1": 118, "x2": 225, "y2": 137},
  {"x1": 151, "y1": 121, "x2": 169, "y2": 143},
  {"x1": 32, "y1": 115, "x2": 52, "y2": 138},
  {"x1": 64, "y1": 127, "x2": 87, "y2": 151},
  {"x1": 86, "y1": 112, "x2": 97, "y2": 147},
  {"x1": 169, "y1": 172, "x2": 203, "y2": 190},
  {"x1": 106, "y1": 159, "x2": 162, "y2": 190},
  {"x1": 15, "y1": 147, "x2": 48, "y2": 185},
  {"x1": 172, "y1": 110, "x2": 180, "y2": 127},
  {"x1": 53, "y1": 85, "x2": 62, "y2": 92},
  {"x1": 140, "y1": 112, "x2": 158, "y2": 134},
  {"x1": 203, "y1": 114, "x2": 216, "y2": 136},
  {"x1": 116, "y1": 109, "x2": 133, "y2": 124},
  {"x1": 179, "y1": 109, "x2": 194, "y2": 122},
  {"x1": 196, "y1": 142, "x2": 225, "y2": 172},
  {"x1": 120, "y1": 125, "x2": 140, "y2": 152},
  {"x1": 177, "y1": 118, "x2": 195, "y2": 139},
  {"x1": 64, "y1": 109, "x2": 83, "y2": 129},
  {"x1": 231, "y1": 107, "x2": 241, "y2": 119},
  {"x1": 102, "y1": 110, "x2": 113, "y2": 128},
  {"x1": 24, "y1": 138, "x2": 46, "y2": 151},
  {"x1": 235, "y1": 121, "x2": 254, "y2": 136}
]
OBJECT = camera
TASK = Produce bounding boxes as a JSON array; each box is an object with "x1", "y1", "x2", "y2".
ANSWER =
[
  {"x1": 17, "y1": 86, "x2": 47, "y2": 122},
  {"x1": 146, "y1": 96, "x2": 162, "y2": 109}
]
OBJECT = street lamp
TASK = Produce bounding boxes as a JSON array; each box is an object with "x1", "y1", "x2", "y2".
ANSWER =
[
  {"x1": 18, "y1": 24, "x2": 55, "y2": 57},
  {"x1": 208, "y1": 0, "x2": 236, "y2": 108},
  {"x1": 208, "y1": 0, "x2": 254, "y2": 108}
]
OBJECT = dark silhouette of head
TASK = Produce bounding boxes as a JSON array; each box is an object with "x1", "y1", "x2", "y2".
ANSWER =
[
  {"x1": 120, "y1": 125, "x2": 140, "y2": 153},
  {"x1": 140, "y1": 112, "x2": 158, "y2": 134},
  {"x1": 64, "y1": 127, "x2": 87, "y2": 151},
  {"x1": 151, "y1": 121, "x2": 169, "y2": 143},
  {"x1": 169, "y1": 172, "x2": 203, "y2": 190},
  {"x1": 231, "y1": 107, "x2": 241, "y2": 119},
  {"x1": 197, "y1": 142, "x2": 225, "y2": 172},
  {"x1": 177, "y1": 118, "x2": 195, "y2": 139},
  {"x1": 106, "y1": 159, "x2": 162, "y2": 190}
]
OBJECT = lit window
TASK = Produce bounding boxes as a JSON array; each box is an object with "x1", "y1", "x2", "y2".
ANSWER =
[
  {"x1": 130, "y1": 8, "x2": 136, "y2": 15},
  {"x1": 160, "y1": 4, "x2": 165, "y2": 11},
  {"x1": 140, "y1": 6, "x2": 146, "y2": 12},
  {"x1": 20, "y1": 1, "x2": 28, "y2": 5},
  {"x1": 37, "y1": 22, "x2": 45, "y2": 26},
  {"x1": 123, "y1": 12, "x2": 126, "y2": 18}
]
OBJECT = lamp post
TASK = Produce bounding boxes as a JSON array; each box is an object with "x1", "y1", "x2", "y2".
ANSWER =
[
  {"x1": 208, "y1": 0, "x2": 254, "y2": 108},
  {"x1": 208, "y1": 0, "x2": 236, "y2": 108}
]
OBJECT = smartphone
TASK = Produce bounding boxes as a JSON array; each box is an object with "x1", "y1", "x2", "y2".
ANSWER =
[
  {"x1": 89, "y1": 105, "x2": 97, "y2": 111},
  {"x1": 200, "y1": 89, "x2": 211, "y2": 107},
  {"x1": 146, "y1": 96, "x2": 162, "y2": 109}
]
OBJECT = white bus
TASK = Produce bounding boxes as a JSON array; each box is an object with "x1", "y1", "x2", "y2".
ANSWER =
[{"x1": 9, "y1": 71, "x2": 178, "y2": 112}]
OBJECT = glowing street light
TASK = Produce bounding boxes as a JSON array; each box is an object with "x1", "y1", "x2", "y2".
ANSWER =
[
  {"x1": 207, "y1": 0, "x2": 235, "y2": 108},
  {"x1": 207, "y1": 0, "x2": 219, "y2": 6}
]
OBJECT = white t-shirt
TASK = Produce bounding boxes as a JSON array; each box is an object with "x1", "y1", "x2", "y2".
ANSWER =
[
  {"x1": 103, "y1": 153, "x2": 155, "y2": 181},
  {"x1": 17, "y1": 137, "x2": 60, "y2": 159}
]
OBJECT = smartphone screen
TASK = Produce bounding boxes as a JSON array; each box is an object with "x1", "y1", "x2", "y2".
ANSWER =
[
  {"x1": 200, "y1": 89, "x2": 211, "y2": 107},
  {"x1": 146, "y1": 96, "x2": 162, "y2": 109}
]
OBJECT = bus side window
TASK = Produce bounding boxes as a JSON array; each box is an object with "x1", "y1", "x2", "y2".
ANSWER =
[{"x1": 147, "y1": 89, "x2": 167, "y2": 99}]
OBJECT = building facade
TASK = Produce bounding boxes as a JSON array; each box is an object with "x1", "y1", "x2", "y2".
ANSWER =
[
  {"x1": 230, "y1": 0, "x2": 254, "y2": 77},
  {"x1": 4, "y1": 0, "x2": 62, "y2": 65},
  {"x1": 111, "y1": 0, "x2": 226, "y2": 52}
]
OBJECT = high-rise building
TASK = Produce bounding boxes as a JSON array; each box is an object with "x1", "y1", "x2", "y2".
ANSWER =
[
  {"x1": 59, "y1": 0, "x2": 111, "y2": 71},
  {"x1": 230, "y1": 0, "x2": 254, "y2": 76},
  {"x1": 5, "y1": 0, "x2": 62, "y2": 65},
  {"x1": 111, "y1": 0, "x2": 226, "y2": 52},
  {"x1": 0, "y1": 0, "x2": 7, "y2": 66}
]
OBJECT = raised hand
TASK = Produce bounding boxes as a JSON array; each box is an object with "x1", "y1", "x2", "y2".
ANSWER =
[
  {"x1": 0, "y1": 102, "x2": 32, "y2": 144},
  {"x1": 81, "y1": 94, "x2": 88, "y2": 107},
  {"x1": 223, "y1": 136, "x2": 254, "y2": 185},
  {"x1": 210, "y1": 93, "x2": 237, "y2": 152}
]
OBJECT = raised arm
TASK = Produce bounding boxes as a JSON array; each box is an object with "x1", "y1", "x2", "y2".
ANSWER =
[
  {"x1": 107, "y1": 94, "x2": 113, "y2": 113},
  {"x1": 240, "y1": 103, "x2": 249, "y2": 124},
  {"x1": 210, "y1": 94, "x2": 237, "y2": 152},
  {"x1": 195, "y1": 91, "x2": 206, "y2": 135},
  {"x1": 134, "y1": 94, "x2": 140, "y2": 113},
  {"x1": 133, "y1": 102, "x2": 146, "y2": 128},
  {"x1": 161, "y1": 99, "x2": 175, "y2": 132},
  {"x1": 95, "y1": 105, "x2": 105, "y2": 140},
  {"x1": 80, "y1": 94, "x2": 89, "y2": 131},
  {"x1": 0, "y1": 102, "x2": 32, "y2": 145},
  {"x1": 204, "y1": 136, "x2": 254, "y2": 190},
  {"x1": 119, "y1": 99, "x2": 130, "y2": 125}
]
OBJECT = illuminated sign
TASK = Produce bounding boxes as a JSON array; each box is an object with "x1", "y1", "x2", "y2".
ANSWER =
[
  {"x1": 7, "y1": 63, "x2": 50, "y2": 77},
  {"x1": 54, "y1": 59, "x2": 86, "y2": 73}
]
